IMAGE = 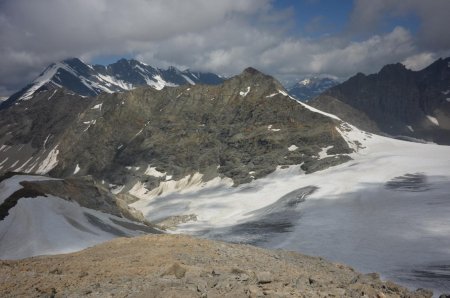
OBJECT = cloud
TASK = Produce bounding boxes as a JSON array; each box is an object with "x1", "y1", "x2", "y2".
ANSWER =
[
  {"x1": 0, "y1": 0, "x2": 272, "y2": 94},
  {"x1": 0, "y1": 0, "x2": 448, "y2": 96},
  {"x1": 402, "y1": 52, "x2": 437, "y2": 71},
  {"x1": 349, "y1": 0, "x2": 450, "y2": 51},
  {"x1": 259, "y1": 27, "x2": 418, "y2": 78}
]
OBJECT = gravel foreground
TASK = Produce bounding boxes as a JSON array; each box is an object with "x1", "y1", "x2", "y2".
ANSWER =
[{"x1": 0, "y1": 235, "x2": 433, "y2": 298}]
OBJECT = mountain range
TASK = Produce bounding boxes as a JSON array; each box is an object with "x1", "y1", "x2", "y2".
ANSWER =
[
  {"x1": 1, "y1": 57, "x2": 450, "y2": 296},
  {"x1": 0, "y1": 58, "x2": 224, "y2": 109},
  {"x1": 288, "y1": 77, "x2": 339, "y2": 101},
  {"x1": 0, "y1": 65, "x2": 355, "y2": 258},
  {"x1": 310, "y1": 57, "x2": 450, "y2": 144}
]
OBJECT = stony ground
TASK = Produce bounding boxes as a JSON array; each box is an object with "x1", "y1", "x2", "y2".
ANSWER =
[{"x1": 0, "y1": 234, "x2": 433, "y2": 298}]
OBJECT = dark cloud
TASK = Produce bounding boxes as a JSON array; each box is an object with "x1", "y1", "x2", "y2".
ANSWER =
[
  {"x1": 0, "y1": 0, "x2": 449, "y2": 96},
  {"x1": 349, "y1": 0, "x2": 450, "y2": 51}
]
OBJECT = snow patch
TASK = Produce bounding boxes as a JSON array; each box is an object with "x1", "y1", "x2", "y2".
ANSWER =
[
  {"x1": 182, "y1": 74, "x2": 196, "y2": 85},
  {"x1": 130, "y1": 173, "x2": 233, "y2": 202},
  {"x1": 407, "y1": 125, "x2": 414, "y2": 132},
  {"x1": 97, "y1": 74, "x2": 133, "y2": 91},
  {"x1": 43, "y1": 134, "x2": 51, "y2": 150},
  {"x1": 277, "y1": 90, "x2": 341, "y2": 121},
  {"x1": 239, "y1": 86, "x2": 251, "y2": 97},
  {"x1": 146, "y1": 75, "x2": 177, "y2": 90},
  {"x1": 144, "y1": 166, "x2": 166, "y2": 177},
  {"x1": 318, "y1": 146, "x2": 334, "y2": 159},
  {"x1": 14, "y1": 157, "x2": 34, "y2": 172},
  {"x1": 74, "y1": 164, "x2": 81, "y2": 174},
  {"x1": 267, "y1": 125, "x2": 280, "y2": 132},
  {"x1": 83, "y1": 119, "x2": 96, "y2": 132},
  {"x1": 426, "y1": 115, "x2": 439, "y2": 126},
  {"x1": 47, "y1": 90, "x2": 57, "y2": 100},
  {"x1": 35, "y1": 146, "x2": 59, "y2": 174},
  {"x1": 126, "y1": 166, "x2": 140, "y2": 171},
  {"x1": 91, "y1": 103, "x2": 103, "y2": 110},
  {"x1": 299, "y1": 78, "x2": 311, "y2": 86},
  {"x1": 265, "y1": 92, "x2": 278, "y2": 98},
  {"x1": 0, "y1": 157, "x2": 8, "y2": 166},
  {"x1": 288, "y1": 145, "x2": 298, "y2": 152}
]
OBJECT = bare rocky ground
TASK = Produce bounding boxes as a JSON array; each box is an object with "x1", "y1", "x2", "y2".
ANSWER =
[{"x1": 0, "y1": 234, "x2": 433, "y2": 298}]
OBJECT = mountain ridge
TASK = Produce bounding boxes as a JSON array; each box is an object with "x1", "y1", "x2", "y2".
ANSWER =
[
  {"x1": 310, "y1": 57, "x2": 450, "y2": 144},
  {"x1": 0, "y1": 67, "x2": 352, "y2": 191},
  {"x1": 0, "y1": 58, "x2": 224, "y2": 109}
]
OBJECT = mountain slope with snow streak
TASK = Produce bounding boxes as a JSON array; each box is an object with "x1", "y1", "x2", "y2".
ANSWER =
[{"x1": 1, "y1": 58, "x2": 224, "y2": 109}]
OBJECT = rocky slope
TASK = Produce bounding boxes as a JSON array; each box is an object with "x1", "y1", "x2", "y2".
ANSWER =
[
  {"x1": 310, "y1": 57, "x2": 450, "y2": 144},
  {"x1": 288, "y1": 77, "x2": 339, "y2": 102},
  {"x1": 0, "y1": 67, "x2": 354, "y2": 259},
  {"x1": 0, "y1": 234, "x2": 434, "y2": 298},
  {"x1": 0, "y1": 67, "x2": 352, "y2": 194},
  {"x1": 0, "y1": 58, "x2": 223, "y2": 109}
]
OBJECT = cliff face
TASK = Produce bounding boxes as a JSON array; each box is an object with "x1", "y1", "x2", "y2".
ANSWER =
[
  {"x1": 0, "y1": 234, "x2": 433, "y2": 298},
  {"x1": 310, "y1": 58, "x2": 450, "y2": 144}
]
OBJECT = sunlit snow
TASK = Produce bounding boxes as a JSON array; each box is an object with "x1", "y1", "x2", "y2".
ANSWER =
[{"x1": 426, "y1": 115, "x2": 439, "y2": 126}]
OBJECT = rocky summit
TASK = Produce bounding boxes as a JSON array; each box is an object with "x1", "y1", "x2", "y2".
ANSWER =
[
  {"x1": 0, "y1": 67, "x2": 352, "y2": 193},
  {"x1": 310, "y1": 57, "x2": 450, "y2": 144},
  {"x1": 0, "y1": 234, "x2": 433, "y2": 298}
]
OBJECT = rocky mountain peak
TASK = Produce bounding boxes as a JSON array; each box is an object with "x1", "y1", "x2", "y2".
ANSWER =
[
  {"x1": 1, "y1": 58, "x2": 225, "y2": 109},
  {"x1": 242, "y1": 67, "x2": 262, "y2": 75},
  {"x1": 237, "y1": 67, "x2": 278, "y2": 83},
  {"x1": 310, "y1": 57, "x2": 450, "y2": 144},
  {"x1": 378, "y1": 62, "x2": 407, "y2": 75}
]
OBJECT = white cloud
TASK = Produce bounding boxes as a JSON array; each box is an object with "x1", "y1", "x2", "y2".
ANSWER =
[
  {"x1": 350, "y1": 0, "x2": 450, "y2": 50},
  {"x1": 402, "y1": 52, "x2": 437, "y2": 71},
  {"x1": 0, "y1": 0, "x2": 448, "y2": 96},
  {"x1": 0, "y1": 0, "x2": 272, "y2": 94}
]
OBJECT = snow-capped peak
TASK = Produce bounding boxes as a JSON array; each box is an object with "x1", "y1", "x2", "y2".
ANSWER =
[
  {"x1": 288, "y1": 76, "x2": 340, "y2": 102},
  {"x1": 299, "y1": 78, "x2": 311, "y2": 86},
  {"x1": 6, "y1": 58, "x2": 225, "y2": 105}
]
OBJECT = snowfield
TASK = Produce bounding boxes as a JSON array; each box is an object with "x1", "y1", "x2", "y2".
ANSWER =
[
  {"x1": 1, "y1": 113, "x2": 449, "y2": 293},
  {"x1": 0, "y1": 176, "x2": 155, "y2": 260},
  {"x1": 131, "y1": 123, "x2": 450, "y2": 294}
]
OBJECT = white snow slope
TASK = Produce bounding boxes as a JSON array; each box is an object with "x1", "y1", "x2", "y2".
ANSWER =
[
  {"x1": 0, "y1": 175, "x2": 153, "y2": 260},
  {"x1": 130, "y1": 121, "x2": 450, "y2": 295}
]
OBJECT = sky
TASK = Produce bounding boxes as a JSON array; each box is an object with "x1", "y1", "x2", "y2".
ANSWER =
[{"x1": 1, "y1": 0, "x2": 450, "y2": 97}]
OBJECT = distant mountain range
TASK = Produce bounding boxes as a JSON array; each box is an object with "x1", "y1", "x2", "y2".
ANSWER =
[
  {"x1": 310, "y1": 57, "x2": 450, "y2": 144},
  {"x1": 0, "y1": 65, "x2": 357, "y2": 259},
  {"x1": 288, "y1": 77, "x2": 339, "y2": 102},
  {"x1": 0, "y1": 66, "x2": 351, "y2": 183},
  {"x1": 0, "y1": 58, "x2": 224, "y2": 109},
  {"x1": 3, "y1": 56, "x2": 450, "y2": 145}
]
